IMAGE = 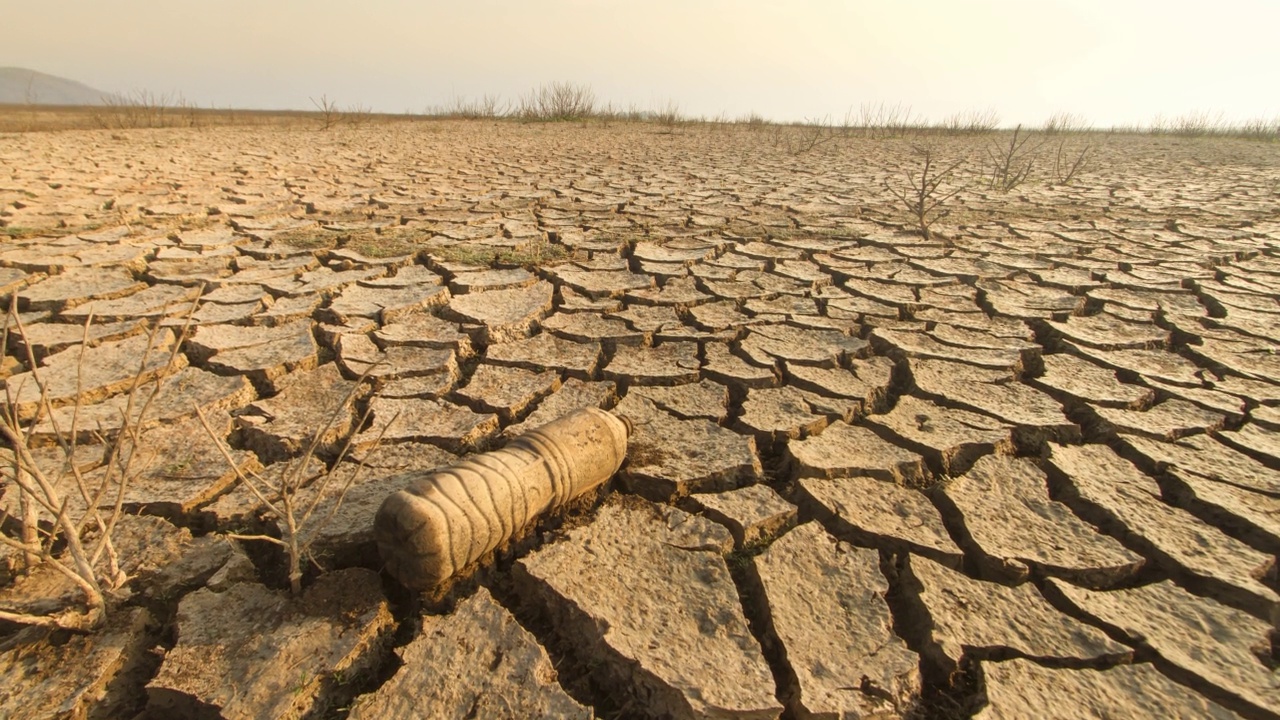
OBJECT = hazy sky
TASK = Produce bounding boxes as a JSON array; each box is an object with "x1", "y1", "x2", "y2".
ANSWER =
[{"x1": 7, "y1": 0, "x2": 1276, "y2": 126}]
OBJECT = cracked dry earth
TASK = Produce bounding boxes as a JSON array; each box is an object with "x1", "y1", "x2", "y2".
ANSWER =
[{"x1": 1, "y1": 121, "x2": 1280, "y2": 720}]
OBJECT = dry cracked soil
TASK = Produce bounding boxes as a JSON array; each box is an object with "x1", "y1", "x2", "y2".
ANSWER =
[{"x1": 1, "y1": 119, "x2": 1279, "y2": 719}]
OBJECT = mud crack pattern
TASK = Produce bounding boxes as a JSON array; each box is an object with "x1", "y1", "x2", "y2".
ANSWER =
[{"x1": 1, "y1": 123, "x2": 1278, "y2": 719}]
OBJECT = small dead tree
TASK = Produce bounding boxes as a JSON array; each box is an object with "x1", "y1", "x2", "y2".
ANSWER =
[
  {"x1": 1051, "y1": 139, "x2": 1092, "y2": 185},
  {"x1": 344, "y1": 103, "x2": 372, "y2": 128},
  {"x1": 884, "y1": 146, "x2": 966, "y2": 241},
  {"x1": 196, "y1": 379, "x2": 389, "y2": 596},
  {"x1": 985, "y1": 124, "x2": 1041, "y2": 192},
  {"x1": 0, "y1": 301, "x2": 195, "y2": 630},
  {"x1": 786, "y1": 117, "x2": 835, "y2": 155},
  {"x1": 311, "y1": 95, "x2": 341, "y2": 130}
]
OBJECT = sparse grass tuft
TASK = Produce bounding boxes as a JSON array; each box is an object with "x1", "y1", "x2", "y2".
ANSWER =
[
  {"x1": 499, "y1": 239, "x2": 570, "y2": 268},
  {"x1": 267, "y1": 225, "x2": 433, "y2": 257},
  {"x1": 726, "y1": 537, "x2": 772, "y2": 571},
  {"x1": 651, "y1": 100, "x2": 684, "y2": 133},
  {"x1": 428, "y1": 239, "x2": 571, "y2": 268},
  {"x1": 269, "y1": 227, "x2": 343, "y2": 251},
  {"x1": 342, "y1": 226, "x2": 433, "y2": 258},
  {"x1": 426, "y1": 244, "x2": 503, "y2": 267},
  {"x1": 1237, "y1": 117, "x2": 1280, "y2": 142},
  {"x1": 0, "y1": 226, "x2": 47, "y2": 240}
]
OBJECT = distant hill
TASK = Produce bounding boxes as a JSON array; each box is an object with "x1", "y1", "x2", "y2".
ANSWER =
[{"x1": 0, "y1": 67, "x2": 111, "y2": 105}]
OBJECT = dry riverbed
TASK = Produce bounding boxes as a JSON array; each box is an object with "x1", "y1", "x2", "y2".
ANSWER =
[{"x1": 1, "y1": 120, "x2": 1279, "y2": 719}]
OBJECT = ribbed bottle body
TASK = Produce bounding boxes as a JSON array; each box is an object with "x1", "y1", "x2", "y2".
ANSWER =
[{"x1": 375, "y1": 408, "x2": 628, "y2": 590}]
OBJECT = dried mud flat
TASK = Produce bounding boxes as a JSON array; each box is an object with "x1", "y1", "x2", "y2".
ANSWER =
[{"x1": 1, "y1": 121, "x2": 1280, "y2": 719}]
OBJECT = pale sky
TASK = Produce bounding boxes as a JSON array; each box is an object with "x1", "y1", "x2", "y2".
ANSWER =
[{"x1": 7, "y1": 0, "x2": 1277, "y2": 127}]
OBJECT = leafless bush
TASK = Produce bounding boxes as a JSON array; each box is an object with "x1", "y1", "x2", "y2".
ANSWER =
[
  {"x1": 737, "y1": 112, "x2": 768, "y2": 131},
  {"x1": 1043, "y1": 111, "x2": 1091, "y2": 134},
  {"x1": 92, "y1": 89, "x2": 189, "y2": 129},
  {"x1": 439, "y1": 94, "x2": 506, "y2": 119},
  {"x1": 516, "y1": 82, "x2": 596, "y2": 121},
  {"x1": 620, "y1": 104, "x2": 646, "y2": 123},
  {"x1": 769, "y1": 124, "x2": 786, "y2": 148},
  {"x1": 196, "y1": 378, "x2": 387, "y2": 596},
  {"x1": 343, "y1": 103, "x2": 372, "y2": 128},
  {"x1": 705, "y1": 111, "x2": 731, "y2": 128},
  {"x1": 595, "y1": 101, "x2": 618, "y2": 125},
  {"x1": 783, "y1": 117, "x2": 836, "y2": 155},
  {"x1": 21, "y1": 75, "x2": 40, "y2": 132},
  {"x1": 0, "y1": 303, "x2": 193, "y2": 630},
  {"x1": 940, "y1": 108, "x2": 1000, "y2": 134},
  {"x1": 985, "y1": 125, "x2": 1042, "y2": 192},
  {"x1": 854, "y1": 102, "x2": 917, "y2": 138},
  {"x1": 1051, "y1": 139, "x2": 1092, "y2": 185},
  {"x1": 174, "y1": 95, "x2": 201, "y2": 128},
  {"x1": 652, "y1": 100, "x2": 683, "y2": 133},
  {"x1": 1238, "y1": 117, "x2": 1280, "y2": 141},
  {"x1": 884, "y1": 146, "x2": 966, "y2": 241},
  {"x1": 311, "y1": 94, "x2": 341, "y2": 130},
  {"x1": 1171, "y1": 110, "x2": 1224, "y2": 137}
]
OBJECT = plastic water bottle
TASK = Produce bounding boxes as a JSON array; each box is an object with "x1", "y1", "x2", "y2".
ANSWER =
[{"x1": 374, "y1": 407, "x2": 629, "y2": 590}]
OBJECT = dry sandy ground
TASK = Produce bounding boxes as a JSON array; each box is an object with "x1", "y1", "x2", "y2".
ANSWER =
[{"x1": 1, "y1": 121, "x2": 1279, "y2": 719}]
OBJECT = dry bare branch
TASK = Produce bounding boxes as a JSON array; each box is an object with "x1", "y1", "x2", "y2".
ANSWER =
[
  {"x1": 311, "y1": 94, "x2": 340, "y2": 130},
  {"x1": 884, "y1": 146, "x2": 966, "y2": 241},
  {"x1": 985, "y1": 125, "x2": 1042, "y2": 192},
  {"x1": 196, "y1": 364, "x2": 381, "y2": 595},
  {"x1": 0, "y1": 294, "x2": 199, "y2": 629},
  {"x1": 1051, "y1": 139, "x2": 1092, "y2": 185}
]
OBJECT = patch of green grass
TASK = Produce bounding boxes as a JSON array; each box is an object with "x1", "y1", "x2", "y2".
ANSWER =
[
  {"x1": 726, "y1": 537, "x2": 772, "y2": 571},
  {"x1": 0, "y1": 226, "x2": 47, "y2": 239}
]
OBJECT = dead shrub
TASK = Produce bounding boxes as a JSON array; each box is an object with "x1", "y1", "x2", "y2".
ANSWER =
[
  {"x1": 985, "y1": 125, "x2": 1042, "y2": 192},
  {"x1": 884, "y1": 146, "x2": 966, "y2": 242},
  {"x1": 0, "y1": 301, "x2": 194, "y2": 630}
]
